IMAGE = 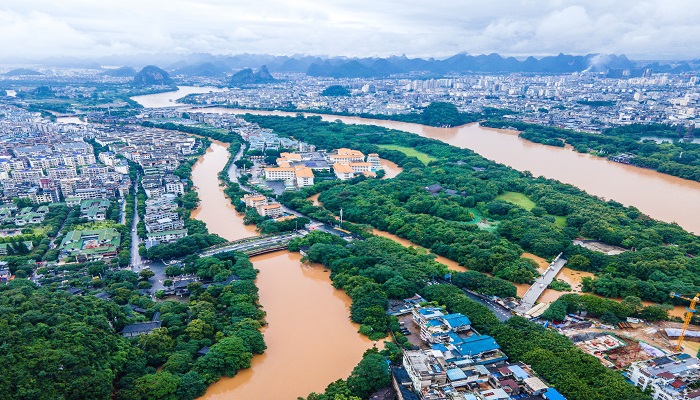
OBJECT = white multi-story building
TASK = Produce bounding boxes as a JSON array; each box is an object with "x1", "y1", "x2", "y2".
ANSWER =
[
  {"x1": 349, "y1": 162, "x2": 372, "y2": 173},
  {"x1": 165, "y1": 181, "x2": 185, "y2": 195},
  {"x1": 402, "y1": 350, "x2": 448, "y2": 392},
  {"x1": 629, "y1": 355, "x2": 700, "y2": 400},
  {"x1": 74, "y1": 187, "x2": 108, "y2": 200},
  {"x1": 48, "y1": 167, "x2": 78, "y2": 180},
  {"x1": 367, "y1": 153, "x2": 382, "y2": 170},
  {"x1": 328, "y1": 148, "x2": 365, "y2": 164},
  {"x1": 243, "y1": 194, "x2": 268, "y2": 208},
  {"x1": 256, "y1": 203, "x2": 283, "y2": 218},
  {"x1": 264, "y1": 166, "x2": 314, "y2": 188},
  {"x1": 333, "y1": 163, "x2": 354, "y2": 180},
  {"x1": 147, "y1": 229, "x2": 188, "y2": 244}
]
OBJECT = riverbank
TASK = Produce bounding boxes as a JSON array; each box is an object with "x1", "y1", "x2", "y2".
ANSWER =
[
  {"x1": 133, "y1": 90, "x2": 700, "y2": 234},
  {"x1": 195, "y1": 107, "x2": 700, "y2": 235},
  {"x1": 190, "y1": 141, "x2": 373, "y2": 400},
  {"x1": 200, "y1": 251, "x2": 373, "y2": 400}
]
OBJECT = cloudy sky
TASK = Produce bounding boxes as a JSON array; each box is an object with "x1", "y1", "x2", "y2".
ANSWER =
[{"x1": 3, "y1": 0, "x2": 700, "y2": 60}]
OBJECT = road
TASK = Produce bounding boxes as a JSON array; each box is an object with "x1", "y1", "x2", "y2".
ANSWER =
[
  {"x1": 226, "y1": 145, "x2": 347, "y2": 237},
  {"x1": 515, "y1": 254, "x2": 567, "y2": 314},
  {"x1": 199, "y1": 231, "x2": 306, "y2": 257},
  {"x1": 463, "y1": 290, "x2": 513, "y2": 322},
  {"x1": 119, "y1": 197, "x2": 126, "y2": 225},
  {"x1": 130, "y1": 175, "x2": 143, "y2": 271}
]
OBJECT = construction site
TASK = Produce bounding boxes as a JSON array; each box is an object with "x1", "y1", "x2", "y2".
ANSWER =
[{"x1": 559, "y1": 318, "x2": 700, "y2": 367}]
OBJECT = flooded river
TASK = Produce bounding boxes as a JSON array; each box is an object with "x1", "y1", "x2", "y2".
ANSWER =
[
  {"x1": 191, "y1": 141, "x2": 372, "y2": 399},
  {"x1": 190, "y1": 140, "x2": 257, "y2": 241},
  {"x1": 193, "y1": 107, "x2": 700, "y2": 235},
  {"x1": 380, "y1": 159, "x2": 403, "y2": 179},
  {"x1": 201, "y1": 251, "x2": 373, "y2": 400},
  {"x1": 371, "y1": 229, "x2": 465, "y2": 272},
  {"x1": 131, "y1": 86, "x2": 227, "y2": 109},
  {"x1": 134, "y1": 89, "x2": 700, "y2": 234},
  {"x1": 138, "y1": 89, "x2": 698, "y2": 321}
]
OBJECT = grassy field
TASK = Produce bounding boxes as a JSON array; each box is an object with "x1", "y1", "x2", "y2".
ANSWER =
[
  {"x1": 495, "y1": 191, "x2": 536, "y2": 210},
  {"x1": 495, "y1": 192, "x2": 567, "y2": 227},
  {"x1": 553, "y1": 216, "x2": 567, "y2": 228},
  {"x1": 378, "y1": 145, "x2": 437, "y2": 165}
]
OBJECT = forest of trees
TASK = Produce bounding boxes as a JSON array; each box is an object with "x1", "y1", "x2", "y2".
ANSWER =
[
  {"x1": 0, "y1": 250, "x2": 265, "y2": 400},
  {"x1": 246, "y1": 114, "x2": 700, "y2": 313}
]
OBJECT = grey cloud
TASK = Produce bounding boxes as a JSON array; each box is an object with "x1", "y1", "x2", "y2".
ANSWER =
[{"x1": 2, "y1": 0, "x2": 700, "y2": 60}]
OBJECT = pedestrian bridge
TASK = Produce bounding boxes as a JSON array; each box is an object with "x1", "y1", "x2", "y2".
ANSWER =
[
  {"x1": 199, "y1": 231, "x2": 307, "y2": 258},
  {"x1": 514, "y1": 253, "x2": 567, "y2": 314}
]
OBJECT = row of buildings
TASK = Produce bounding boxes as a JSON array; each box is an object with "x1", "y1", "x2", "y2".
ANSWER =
[
  {"x1": 143, "y1": 193, "x2": 188, "y2": 247},
  {"x1": 94, "y1": 124, "x2": 197, "y2": 248},
  {"x1": 264, "y1": 148, "x2": 383, "y2": 188},
  {"x1": 181, "y1": 71, "x2": 700, "y2": 132},
  {"x1": 629, "y1": 354, "x2": 700, "y2": 400},
  {"x1": 0, "y1": 107, "x2": 132, "y2": 204},
  {"x1": 394, "y1": 300, "x2": 567, "y2": 400}
]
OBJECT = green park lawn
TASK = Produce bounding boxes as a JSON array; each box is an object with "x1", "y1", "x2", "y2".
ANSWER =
[
  {"x1": 378, "y1": 145, "x2": 437, "y2": 165},
  {"x1": 495, "y1": 191, "x2": 536, "y2": 210}
]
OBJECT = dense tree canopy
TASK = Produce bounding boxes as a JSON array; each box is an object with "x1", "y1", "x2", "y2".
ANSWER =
[{"x1": 249, "y1": 114, "x2": 700, "y2": 307}]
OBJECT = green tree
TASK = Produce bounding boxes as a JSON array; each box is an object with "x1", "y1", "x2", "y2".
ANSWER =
[
  {"x1": 621, "y1": 296, "x2": 643, "y2": 313},
  {"x1": 176, "y1": 371, "x2": 207, "y2": 400},
  {"x1": 163, "y1": 351, "x2": 194, "y2": 375},
  {"x1": 195, "y1": 336, "x2": 252, "y2": 381},
  {"x1": 346, "y1": 350, "x2": 390, "y2": 399},
  {"x1": 185, "y1": 319, "x2": 214, "y2": 340},
  {"x1": 139, "y1": 269, "x2": 155, "y2": 280},
  {"x1": 138, "y1": 328, "x2": 174, "y2": 366},
  {"x1": 135, "y1": 372, "x2": 180, "y2": 400}
]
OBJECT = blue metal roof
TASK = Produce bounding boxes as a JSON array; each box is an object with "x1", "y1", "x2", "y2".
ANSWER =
[
  {"x1": 431, "y1": 343, "x2": 449, "y2": 352},
  {"x1": 507, "y1": 364, "x2": 530, "y2": 380},
  {"x1": 447, "y1": 368, "x2": 467, "y2": 381},
  {"x1": 456, "y1": 335, "x2": 500, "y2": 356},
  {"x1": 443, "y1": 313, "x2": 472, "y2": 327},
  {"x1": 544, "y1": 388, "x2": 567, "y2": 400},
  {"x1": 418, "y1": 307, "x2": 443, "y2": 315},
  {"x1": 448, "y1": 332, "x2": 464, "y2": 344}
]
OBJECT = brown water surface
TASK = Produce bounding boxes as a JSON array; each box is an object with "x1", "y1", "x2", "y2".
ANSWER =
[
  {"x1": 191, "y1": 143, "x2": 372, "y2": 399},
  {"x1": 198, "y1": 108, "x2": 700, "y2": 234},
  {"x1": 201, "y1": 251, "x2": 373, "y2": 400},
  {"x1": 190, "y1": 141, "x2": 257, "y2": 241},
  {"x1": 516, "y1": 253, "x2": 595, "y2": 302},
  {"x1": 130, "y1": 86, "x2": 226, "y2": 109},
  {"x1": 137, "y1": 93, "x2": 700, "y2": 324},
  {"x1": 380, "y1": 159, "x2": 403, "y2": 179},
  {"x1": 307, "y1": 193, "x2": 321, "y2": 206}
]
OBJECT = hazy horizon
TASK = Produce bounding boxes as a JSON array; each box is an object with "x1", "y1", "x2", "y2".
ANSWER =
[{"x1": 3, "y1": 0, "x2": 700, "y2": 61}]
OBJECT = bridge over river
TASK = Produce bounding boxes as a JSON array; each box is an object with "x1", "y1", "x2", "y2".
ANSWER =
[
  {"x1": 514, "y1": 253, "x2": 567, "y2": 314},
  {"x1": 199, "y1": 231, "x2": 307, "y2": 258}
]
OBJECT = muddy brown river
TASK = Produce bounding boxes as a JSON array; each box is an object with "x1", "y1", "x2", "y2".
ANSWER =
[{"x1": 190, "y1": 141, "x2": 373, "y2": 400}]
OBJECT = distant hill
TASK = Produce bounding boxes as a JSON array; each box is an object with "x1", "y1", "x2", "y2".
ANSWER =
[
  {"x1": 229, "y1": 65, "x2": 276, "y2": 86},
  {"x1": 172, "y1": 62, "x2": 230, "y2": 77},
  {"x1": 5, "y1": 68, "x2": 43, "y2": 76},
  {"x1": 102, "y1": 66, "x2": 136, "y2": 77},
  {"x1": 13, "y1": 52, "x2": 699, "y2": 80},
  {"x1": 306, "y1": 53, "x2": 638, "y2": 78},
  {"x1": 133, "y1": 65, "x2": 173, "y2": 86}
]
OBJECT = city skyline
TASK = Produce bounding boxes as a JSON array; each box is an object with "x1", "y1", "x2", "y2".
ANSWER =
[{"x1": 4, "y1": 0, "x2": 700, "y2": 61}]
